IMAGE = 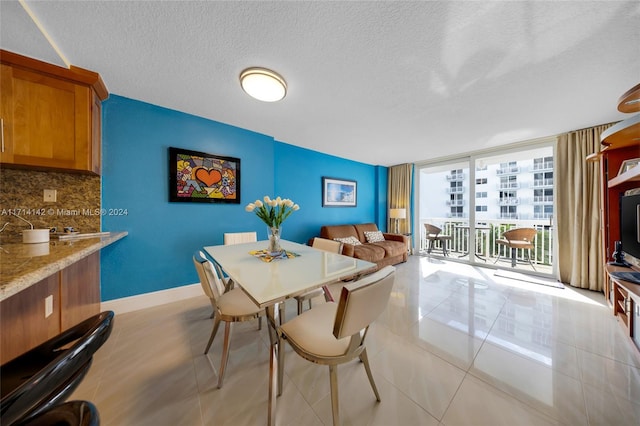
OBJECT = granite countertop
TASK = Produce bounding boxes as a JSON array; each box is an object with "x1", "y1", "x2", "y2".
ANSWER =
[{"x1": 0, "y1": 231, "x2": 128, "y2": 302}]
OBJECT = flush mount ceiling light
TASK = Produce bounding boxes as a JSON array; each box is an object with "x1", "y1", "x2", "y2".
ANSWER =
[{"x1": 239, "y1": 67, "x2": 287, "y2": 102}]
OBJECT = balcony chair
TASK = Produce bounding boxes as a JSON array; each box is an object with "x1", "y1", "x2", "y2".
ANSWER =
[
  {"x1": 1, "y1": 311, "x2": 114, "y2": 426},
  {"x1": 293, "y1": 238, "x2": 344, "y2": 315},
  {"x1": 494, "y1": 227, "x2": 537, "y2": 271},
  {"x1": 424, "y1": 223, "x2": 452, "y2": 256},
  {"x1": 279, "y1": 266, "x2": 395, "y2": 426},
  {"x1": 193, "y1": 251, "x2": 265, "y2": 389}
]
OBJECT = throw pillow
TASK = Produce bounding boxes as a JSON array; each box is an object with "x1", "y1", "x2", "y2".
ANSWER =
[
  {"x1": 364, "y1": 230, "x2": 385, "y2": 243},
  {"x1": 333, "y1": 236, "x2": 362, "y2": 246}
]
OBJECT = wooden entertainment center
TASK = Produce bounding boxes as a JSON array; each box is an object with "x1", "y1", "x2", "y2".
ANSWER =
[{"x1": 592, "y1": 82, "x2": 640, "y2": 352}]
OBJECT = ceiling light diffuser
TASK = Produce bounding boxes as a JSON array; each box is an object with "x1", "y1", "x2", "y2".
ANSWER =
[{"x1": 240, "y1": 67, "x2": 287, "y2": 102}]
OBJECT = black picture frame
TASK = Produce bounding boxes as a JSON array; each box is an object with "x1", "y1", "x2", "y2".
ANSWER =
[
  {"x1": 322, "y1": 177, "x2": 357, "y2": 207},
  {"x1": 168, "y1": 147, "x2": 240, "y2": 203}
]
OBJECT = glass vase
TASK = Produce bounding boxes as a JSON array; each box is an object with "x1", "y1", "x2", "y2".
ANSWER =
[{"x1": 267, "y1": 226, "x2": 283, "y2": 255}]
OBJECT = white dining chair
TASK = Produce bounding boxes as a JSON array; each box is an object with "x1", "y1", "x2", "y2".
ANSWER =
[
  {"x1": 223, "y1": 231, "x2": 257, "y2": 245},
  {"x1": 193, "y1": 251, "x2": 264, "y2": 389},
  {"x1": 279, "y1": 266, "x2": 395, "y2": 426},
  {"x1": 213, "y1": 231, "x2": 258, "y2": 294},
  {"x1": 294, "y1": 238, "x2": 344, "y2": 315}
]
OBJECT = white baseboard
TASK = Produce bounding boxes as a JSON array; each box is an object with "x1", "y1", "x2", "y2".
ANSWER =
[{"x1": 101, "y1": 283, "x2": 202, "y2": 315}]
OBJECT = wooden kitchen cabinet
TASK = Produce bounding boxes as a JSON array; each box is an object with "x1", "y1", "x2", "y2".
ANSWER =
[
  {"x1": 60, "y1": 251, "x2": 100, "y2": 331},
  {"x1": 0, "y1": 274, "x2": 60, "y2": 364},
  {"x1": 0, "y1": 50, "x2": 108, "y2": 175},
  {"x1": 0, "y1": 252, "x2": 100, "y2": 364}
]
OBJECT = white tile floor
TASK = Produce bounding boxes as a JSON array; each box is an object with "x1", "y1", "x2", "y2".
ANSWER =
[{"x1": 71, "y1": 256, "x2": 640, "y2": 425}]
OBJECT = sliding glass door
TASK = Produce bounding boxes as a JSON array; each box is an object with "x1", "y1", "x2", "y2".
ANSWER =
[
  {"x1": 418, "y1": 158, "x2": 472, "y2": 258},
  {"x1": 417, "y1": 142, "x2": 555, "y2": 276}
]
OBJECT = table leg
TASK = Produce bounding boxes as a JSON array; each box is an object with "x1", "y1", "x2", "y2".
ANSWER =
[
  {"x1": 475, "y1": 230, "x2": 487, "y2": 262},
  {"x1": 458, "y1": 229, "x2": 487, "y2": 262},
  {"x1": 266, "y1": 303, "x2": 280, "y2": 426}
]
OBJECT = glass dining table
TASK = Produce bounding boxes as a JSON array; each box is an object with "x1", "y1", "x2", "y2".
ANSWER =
[{"x1": 203, "y1": 239, "x2": 376, "y2": 426}]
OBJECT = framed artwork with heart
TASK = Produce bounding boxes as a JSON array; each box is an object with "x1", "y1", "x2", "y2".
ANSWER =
[{"x1": 169, "y1": 147, "x2": 241, "y2": 203}]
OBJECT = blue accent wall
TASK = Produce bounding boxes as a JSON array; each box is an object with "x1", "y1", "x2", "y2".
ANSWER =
[
  {"x1": 101, "y1": 95, "x2": 387, "y2": 301},
  {"x1": 273, "y1": 142, "x2": 382, "y2": 243},
  {"x1": 375, "y1": 166, "x2": 389, "y2": 232}
]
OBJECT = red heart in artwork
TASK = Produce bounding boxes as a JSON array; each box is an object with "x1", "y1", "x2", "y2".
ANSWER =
[{"x1": 194, "y1": 167, "x2": 222, "y2": 187}]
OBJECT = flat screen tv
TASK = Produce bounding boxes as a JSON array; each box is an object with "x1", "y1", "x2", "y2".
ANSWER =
[{"x1": 620, "y1": 193, "x2": 640, "y2": 267}]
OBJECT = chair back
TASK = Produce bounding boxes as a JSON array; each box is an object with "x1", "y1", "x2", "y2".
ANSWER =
[
  {"x1": 223, "y1": 232, "x2": 257, "y2": 245},
  {"x1": 311, "y1": 237, "x2": 343, "y2": 254},
  {"x1": 193, "y1": 251, "x2": 225, "y2": 300},
  {"x1": 333, "y1": 266, "x2": 395, "y2": 339},
  {"x1": 503, "y1": 227, "x2": 537, "y2": 243},
  {"x1": 424, "y1": 223, "x2": 442, "y2": 236},
  {"x1": 1, "y1": 311, "x2": 114, "y2": 425}
]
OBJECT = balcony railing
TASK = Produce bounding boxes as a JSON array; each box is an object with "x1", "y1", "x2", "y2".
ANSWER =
[
  {"x1": 533, "y1": 213, "x2": 553, "y2": 219},
  {"x1": 498, "y1": 182, "x2": 520, "y2": 190},
  {"x1": 533, "y1": 178, "x2": 554, "y2": 187},
  {"x1": 446, "y1": 173, "x2": 465, "y2": 181},
  {"x1": 533, "y1": 162, "x2": 553, "y2": 171},
  {"x1": 446, "y1": 187, "x2": 465, "y2": 193},
  {"x1": 446, "y1": 199, "x2": 465, "y2": 206},
  {"x1": 496, "y1": 166, "x2": 521, "y2": 175},
  {"x1": 533, "y1": 195, "x2": 554, "y2": 203},
  {"x1": 499, "y1": 213, "x2": 519, "y2": 219},
  {"x1": 418, "y1": 218, "x2": 554, "y2": 268},
  {"x1": 499, "y1": 198, "x2": 520, "y2": 205}
]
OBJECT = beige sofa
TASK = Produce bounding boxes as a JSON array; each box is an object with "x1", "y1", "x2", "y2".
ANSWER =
[{"x1": 319, "y1": 223, "x2": 408, "y2": 269}]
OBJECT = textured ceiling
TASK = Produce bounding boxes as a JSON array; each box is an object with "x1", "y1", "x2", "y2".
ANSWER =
[{"x1": 1, "y1": 1, "x2": 639, "y2": 166}]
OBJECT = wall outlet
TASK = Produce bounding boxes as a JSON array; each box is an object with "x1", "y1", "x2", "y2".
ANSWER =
[
  {"x1": 45, "y1": 295, "x2": 53, "y2": 318},
  {"x1": 43, "y1": 189, "x2": 57, "y2": 202}
]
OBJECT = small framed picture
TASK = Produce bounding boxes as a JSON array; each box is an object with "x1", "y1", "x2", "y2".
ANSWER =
[
  {"x1": 618, "y1": 158, "x2": 640, "y2": 176},
  {"x1": 322, "y1": 177, "x2": 357, "y2": 207},
  {"x1": 169, "y1": 147, "x2": 240, "y2": 203}
]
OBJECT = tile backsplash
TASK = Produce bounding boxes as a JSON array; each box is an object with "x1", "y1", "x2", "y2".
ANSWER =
[{"x1": 0, "y1": 168, "x2": 100, "y2": 240}]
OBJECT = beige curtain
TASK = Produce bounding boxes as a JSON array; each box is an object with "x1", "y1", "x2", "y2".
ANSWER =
[
  {"x1": 387, "y1": 164, "x2": 412, "y2": 234},
  {"x1": 556, "y1": 124, "x2": 612, "y2": 290}
]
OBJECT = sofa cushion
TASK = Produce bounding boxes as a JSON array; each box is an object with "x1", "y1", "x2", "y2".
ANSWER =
[
  {"x1": 353, "y1": 223, "x2": 381, "y2": 242},
  {"x1": 352, "y1": 244, "x2": 386, "y2": 263},
  {"x1": 364, "y1": 230, "x2": 385, "y2": 243},
  {"x1": 371, "y1": 240, "x2": 407, "y2": 258},
  {"x1": 321, "y1": 225, "x2": 359, "y2": 241},
  {"x1": 333, "y1": 236, "x2": 362, "y2": 246}
]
